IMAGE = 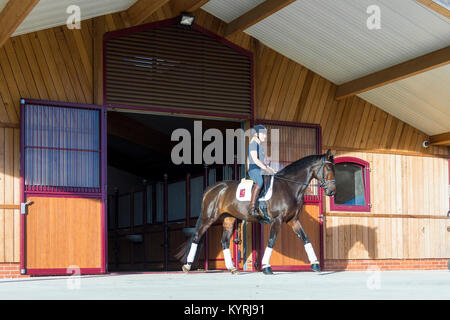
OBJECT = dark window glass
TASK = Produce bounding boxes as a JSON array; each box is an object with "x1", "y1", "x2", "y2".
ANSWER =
[{"x1": 334, "y1": 163, "x2": 365, "y2": 206}]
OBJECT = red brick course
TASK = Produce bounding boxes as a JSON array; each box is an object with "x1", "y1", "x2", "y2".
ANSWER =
[
  {"x1": 324, "y1": 259, "x2": 449, "y2": 271},
  {"x1": 0, "y1": 263, "x2": 29, "y2": 278}
]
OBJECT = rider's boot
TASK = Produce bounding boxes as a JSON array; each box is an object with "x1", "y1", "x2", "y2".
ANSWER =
[{"x1": 248, "y1": 184, "x2": 262, "y2": 218}]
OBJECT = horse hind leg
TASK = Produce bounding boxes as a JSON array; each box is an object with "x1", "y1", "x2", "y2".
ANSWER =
[
  {"x1": 221, "y1": 216, "x2": 239, "y2": 274},
  {"x1": 182, "y1": 213, "x2": 221, "y2": 273}
]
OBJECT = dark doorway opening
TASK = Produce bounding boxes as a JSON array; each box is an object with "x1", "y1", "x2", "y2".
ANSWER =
[{"x1": 106, "y1": 111, "x2": 244, "y2": 272}]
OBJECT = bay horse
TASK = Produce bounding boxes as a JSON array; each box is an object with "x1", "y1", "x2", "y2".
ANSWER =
[{"x1": 175, "y1": 150, "x2": 336, "y2": 275}]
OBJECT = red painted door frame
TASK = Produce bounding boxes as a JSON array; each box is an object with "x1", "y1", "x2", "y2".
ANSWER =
[
  {"x1": 253, "y1": 120, "x2": 324, "y2": 272},
  {"x1": 20, "y1": 99, "x2": 107, "y2": 276}
]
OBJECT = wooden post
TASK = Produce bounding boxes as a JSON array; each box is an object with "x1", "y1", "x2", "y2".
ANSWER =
[
  {"x1": 163, "y1": 174, "x2": 169, "y2": 271},
  {"x1": 93, "y1": 15, "x2": 105, "y2": 105}
]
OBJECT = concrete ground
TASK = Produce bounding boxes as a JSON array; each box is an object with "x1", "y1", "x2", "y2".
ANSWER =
[{"x1": 0, "y1": 270, "x2": 449, "y2": 300}]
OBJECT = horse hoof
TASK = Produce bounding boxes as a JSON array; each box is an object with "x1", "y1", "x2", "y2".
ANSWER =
[
  {"x1": 182, "y1": 264, "x2": 191, "y2": 274},
  {"x1": 262, "y1": 267, "x2": 274, "y2": 275},
  {"x1": 230, "y1": 268, "x2": 240, "y2": 275},
  {"x1": 311, "y1": 263, "x2": 321, "y2": 272}
]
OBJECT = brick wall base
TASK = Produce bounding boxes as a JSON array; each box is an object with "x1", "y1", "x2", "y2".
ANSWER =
[
  {"x1": 0, "y1": 263, "x2": 29, "y2": 278},
  {"x1": 324, "y1": 259, "x2": 450, "y2": 271}
]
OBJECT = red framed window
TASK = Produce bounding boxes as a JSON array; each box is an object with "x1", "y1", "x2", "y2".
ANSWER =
[{"x1": 330, "y1": 157, "x2": 371, "y2": 212}]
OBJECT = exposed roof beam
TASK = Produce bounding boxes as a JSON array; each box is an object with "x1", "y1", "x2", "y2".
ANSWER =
[
  {"x1": 416, "y1": 0, "x2": 450, "y2": 19},
  {"x1": 170, "y1": 0, "x2": 210, "y2": 17},
  {"x1": 127, "y1": 0, "x2": 170, "y2": 26},
  {"x1": 224, "y1": 0, "x2": 295, "y2": 38},
  {"x1": 336, "y1": 46, "x2": 450, "y2": 100},
  {"x1": 429, "y1": 132, "x2": 450, "y2": 146},
  {"x1": 0, "y1": 0, "x2": 40, "y2": 48}
]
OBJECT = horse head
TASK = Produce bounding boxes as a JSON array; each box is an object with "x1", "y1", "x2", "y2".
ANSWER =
[{"x1": 312, "y1": 149, "x2": 336, "y2": 197}]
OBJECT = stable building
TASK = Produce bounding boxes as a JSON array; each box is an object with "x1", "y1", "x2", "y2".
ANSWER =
[{"x1": 0, "y1": 0, "x2": 449, "y2": 278}]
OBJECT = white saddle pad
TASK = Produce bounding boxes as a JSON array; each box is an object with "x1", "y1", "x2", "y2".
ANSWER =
[{"x1": 236, "y1": 176, "x2": 274, "y2": 202}]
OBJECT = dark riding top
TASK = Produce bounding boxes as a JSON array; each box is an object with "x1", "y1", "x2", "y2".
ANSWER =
[{"x1": 248, "y1": 140, "x2": 265, "y2": 187}]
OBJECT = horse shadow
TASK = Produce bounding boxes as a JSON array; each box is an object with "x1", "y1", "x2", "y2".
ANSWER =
[
  {"x1": 321, "y1": 224, "x2": 378, "y2": 272},
  {"x1": 257, "y1": 218, "x2": 379, "y2": 273}
]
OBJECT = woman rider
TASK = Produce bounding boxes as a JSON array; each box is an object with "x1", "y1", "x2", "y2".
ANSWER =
[{"x1": 248, "y1": 125, "x2": 276, "y2": 218}]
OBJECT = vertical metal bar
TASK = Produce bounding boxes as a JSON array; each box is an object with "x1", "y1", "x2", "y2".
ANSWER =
[
  {"x1": 130, "y1": 191, "x2": 134, "y2": 267},
  {"x1": 152, "y1": 183, "x2": 157, "y2": 224},
  {"x1": 114, "y1": 190, "x2": 119, "y2": 230},
  {"x1": 114, "y1": 189, "x2": 119, "y2": 270},
  {"x1": 143, "y1": 181, "x2": 148, "y2": 225},
  {"x1": 233, "y1": 156, "x2": 239, "y2": 270},
  {"x1": 203, "y1": 165, "x2": 209, "y2": 271},
  {"x1": 163, "y1": 174, "x2": 169, "y2": 271},
  {"x1": 185, "y1": 173, "x2": 190, "y2": 228},
  {"x1": 317, "y1": 126, "x2": 324, "y2": 271},
  {"x1": 143, "y1": 180, "x2": 147, "y2": 270},
  {"x1": 130, "y1": 191, "x2": 134, "y2": 231}
]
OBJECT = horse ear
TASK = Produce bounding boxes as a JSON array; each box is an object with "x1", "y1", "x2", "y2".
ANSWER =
[{"x1": 326, "y1": 149, "x2": 331, "y2": 158}]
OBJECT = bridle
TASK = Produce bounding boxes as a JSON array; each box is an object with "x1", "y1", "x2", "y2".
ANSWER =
[{"x1": 274, "y1": 158, "x2": 335, "y2": 189}]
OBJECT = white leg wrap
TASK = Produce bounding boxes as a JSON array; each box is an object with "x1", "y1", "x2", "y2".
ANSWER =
[
  {"x1": 223, "y1": 249, "x2": 235, "y2": 270},
  {"x1": 304, "y1": 243, "x2": 318, "y2": 264},
  {"x1": 187, "y1": 243, "x2": 198, "y2": 264},
  {"x1": 261, "y1": 247, "x2": 273, "y2": 268}
]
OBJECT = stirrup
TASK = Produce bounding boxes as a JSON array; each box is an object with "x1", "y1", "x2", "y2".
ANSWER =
[{"x1": 249, "y1": 206, "x2": 260, "y2": 217}]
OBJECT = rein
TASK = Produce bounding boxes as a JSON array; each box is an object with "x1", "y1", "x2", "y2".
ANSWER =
[{"x1": 274, "y1": 159, "x2": 335, "y2": 189}]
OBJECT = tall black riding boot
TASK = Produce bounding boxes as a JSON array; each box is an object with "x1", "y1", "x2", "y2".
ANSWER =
[{"x1": 248, "y1": 184, "x2": 262, "y2": 218}]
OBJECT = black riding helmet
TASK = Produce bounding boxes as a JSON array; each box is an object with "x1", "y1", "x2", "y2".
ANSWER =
[{"x1": 254, "y1": 124, "x2": 267, "y2": 134}]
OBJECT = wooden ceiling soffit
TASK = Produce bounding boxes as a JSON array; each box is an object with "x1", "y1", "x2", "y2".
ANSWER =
[
  {"x1": 336, "y1": 46, "x2": 450, "y2": 100},
  {"x1": 127, "y1": 0, "x2": 170, "y2": 26},
  {"x1": 429, "y1": 132, "x2": 450, "y2": 146},
  {"x1": 0, "y1": 0, "x2": 40, "y2": 48},
  {"x1": 224, "y1": 0, "x2": 296, "y2": 38},
  {"x1": 170, "y1": 0, "x2": 210, "y2": 17},
  {"x1": 416, "y1": 0, "x2": 450, "y2": 19}
]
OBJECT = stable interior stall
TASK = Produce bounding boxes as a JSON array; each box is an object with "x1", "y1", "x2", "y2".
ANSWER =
[{"x1": 106, "y1": 110, "x2": 246, "y2": 272}]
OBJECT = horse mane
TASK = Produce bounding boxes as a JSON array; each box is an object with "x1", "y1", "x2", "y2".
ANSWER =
[{"x1": 276, "y1": 154, "x2": 324, "y2": 177}]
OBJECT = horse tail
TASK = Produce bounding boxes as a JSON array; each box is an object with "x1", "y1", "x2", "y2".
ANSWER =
[
  {"x1": 174, "y1": 181, "x2": 227, "y2": 264},
  {"x1": 174, "y1": 215, "x2": 204, "y2": 264}
]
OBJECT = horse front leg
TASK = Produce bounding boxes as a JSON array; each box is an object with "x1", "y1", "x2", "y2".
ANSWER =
[
  {"x1": 291, "y1": 219, "x2": 321, "y2": 272},
  {"x1": 261, "y1": 217, "x2": 282, "y2": 275}
]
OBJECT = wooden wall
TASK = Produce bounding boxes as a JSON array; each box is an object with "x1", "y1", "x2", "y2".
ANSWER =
[
  {"x1": 0, "y1": 3, "x2": 448, "y2": 263},
  {"x1": 0, "y1": 5, "x2": 448, "y2": 159},
  {"x1": 324, "y1": 151, "x2": 450, "y2": 259},
  {"x1": 0, "y1": 127, "x2": 20, "y2": 263}
]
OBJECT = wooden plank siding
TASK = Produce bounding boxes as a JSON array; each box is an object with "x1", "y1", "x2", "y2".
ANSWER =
[
  {"x1": 324, "y1": 151, "x2": 450, "y2": 259},
  {"x1": 0, "y1": 127, "x2": 20, "y2": 263},
  {"x1": 0, "y1": 5, "x2": 448, "y2": 264}
]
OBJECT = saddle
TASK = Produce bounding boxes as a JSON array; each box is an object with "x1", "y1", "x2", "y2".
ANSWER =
[{"x1": 236, "y1": 175, "x2": 274, "y2": 224}]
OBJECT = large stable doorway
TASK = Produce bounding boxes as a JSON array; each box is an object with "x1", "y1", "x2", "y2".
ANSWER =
[{"x1": 106, "y1": 110, "x2": 246, "y2": 272}]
